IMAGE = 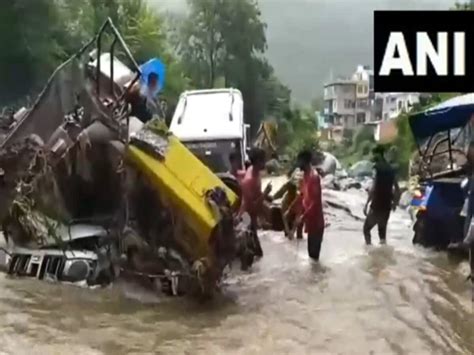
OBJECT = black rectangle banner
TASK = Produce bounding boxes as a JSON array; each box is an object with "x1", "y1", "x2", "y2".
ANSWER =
[{"x1": 374, "y1": 11, "x2": 474, "y2": 92}]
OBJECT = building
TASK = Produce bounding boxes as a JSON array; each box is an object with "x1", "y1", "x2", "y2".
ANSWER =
[
  {"x1": 351, "y1": 65, "x2": 374, "y2": 124},
  {"x1": 322, "y1": 65, "x2": 421, "y2": 141},
  {"x1": 323, "y1": 79, "x2": 356, "y2": 130},
  {"x1": 376, "y1": 92, "x2": 420, "y2": 121},
  {"x1": 323, "y1": 65, "x2": 375, "y2": 134}
]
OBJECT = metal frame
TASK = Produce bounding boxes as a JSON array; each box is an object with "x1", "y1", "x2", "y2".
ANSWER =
[
  {"x1": 416, "y1": 126, "x2": 466, "y2": 180},
  {"x1": 93, "y1": 18, "x2": 141, "y2": 100}
]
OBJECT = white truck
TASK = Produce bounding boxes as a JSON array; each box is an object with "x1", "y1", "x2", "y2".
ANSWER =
[{"x1": 170, "y1": 89, "x2": 250, "y2": 193}]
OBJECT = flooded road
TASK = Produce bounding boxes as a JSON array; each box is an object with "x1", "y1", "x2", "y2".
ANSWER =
[{"x1": 0, "y1": 190, "x2": 473, "y2": 354}]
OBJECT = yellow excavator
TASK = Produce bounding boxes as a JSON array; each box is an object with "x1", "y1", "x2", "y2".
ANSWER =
[{"x1": 253, "y1": 120, "x2": 279, "y2": 158}]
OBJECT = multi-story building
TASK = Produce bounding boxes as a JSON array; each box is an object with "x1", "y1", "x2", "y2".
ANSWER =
[
  {"x1": 377, "y1": 92, "x2": 420, "y2": 121},
  {"x1": 322, "y1": 65, "x2": 421, "y2": 140},
  {"x1": 323, "y1": 79, "x2": 356, "y2": 130}
]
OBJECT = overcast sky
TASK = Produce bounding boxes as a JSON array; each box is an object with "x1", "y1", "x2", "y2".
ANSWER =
[{"x1": 150, "y1": 0, "x2": 459, "y2": 102}]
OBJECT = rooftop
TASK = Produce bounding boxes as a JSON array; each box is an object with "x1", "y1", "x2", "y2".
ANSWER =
[{"x1": 324, "y1": 79, "x2": 356, "y2": 87}]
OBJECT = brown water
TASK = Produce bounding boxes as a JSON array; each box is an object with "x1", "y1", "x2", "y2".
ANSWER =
[{"x1": 0, "y1": 191, "x2": 472, "y2": 355}]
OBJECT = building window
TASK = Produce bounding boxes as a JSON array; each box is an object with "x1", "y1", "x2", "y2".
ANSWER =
[
  {"x1": 357, "y1": 99, "x2": 368, "y2": 109},
  {"x1": 357, "y1": 112, "x2": 365, "y2": 124},
  {"x1": 344, "y1": 99, "x2": 354, "y2": 109},
  {"x1": 383, "y1": 113, "x2": 389, "y2": 121},
  {"x1": 357, "y1": 85, "x2": 363, "y2": 94},
  {"x1": 398, "y1": 100, "x2": 403, "y2": 111}
]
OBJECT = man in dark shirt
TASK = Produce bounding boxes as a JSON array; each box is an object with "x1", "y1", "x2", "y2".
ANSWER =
[{"x1": 363, "y1": 146, "x2": 400, "y2": 245}]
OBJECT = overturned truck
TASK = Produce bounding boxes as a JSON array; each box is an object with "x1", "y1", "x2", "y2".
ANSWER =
[{"x1": 0, "y1": 19, "x2": 258, "y2": 298}]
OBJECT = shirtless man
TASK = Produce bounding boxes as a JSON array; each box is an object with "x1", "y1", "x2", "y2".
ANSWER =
[{"x1": 240, "y1": 148, "x2": 272, "y2": 257}]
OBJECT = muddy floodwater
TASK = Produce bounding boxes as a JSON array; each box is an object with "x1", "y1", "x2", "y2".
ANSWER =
[{"x1": 0, "y1": 190, "x2": 473, "y2": 355}]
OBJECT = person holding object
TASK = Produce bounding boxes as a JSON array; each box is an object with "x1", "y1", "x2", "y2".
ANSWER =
[
  {"x1": 363, "y1": 145, "x2": 400, "y2": 245},
  {"x1": 294, "y1": 150, "x2": 325, "y2": 261},
  {"x1": 274, "y1": 167, "x2": 303, "y2": 239}
]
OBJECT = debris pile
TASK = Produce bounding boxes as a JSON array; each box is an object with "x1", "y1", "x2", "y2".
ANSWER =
[{"x1": 0, "y1": 19, "x2": 256, "y2": 298}]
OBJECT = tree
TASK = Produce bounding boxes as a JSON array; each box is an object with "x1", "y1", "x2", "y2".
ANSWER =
[
  {"x1": 452, "y1": 1, "x2": 473, "y2": 10},
  {"x1": 178, "y1": 0, "x2": 279, "y2": 135},
  {"x1": 0, "y1": 0, "x2": 189, "y2": 115},
  {"x1": 0, "y1": 0, "x2": 63, "y2": 105},
  {"x1": 179, "y1": 0, "x2": 226, "y2": 88}
]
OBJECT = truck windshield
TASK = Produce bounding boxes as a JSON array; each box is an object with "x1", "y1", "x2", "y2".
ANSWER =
[{"x1": 184, "y1": 140, "x2": 241, "y2": 173}]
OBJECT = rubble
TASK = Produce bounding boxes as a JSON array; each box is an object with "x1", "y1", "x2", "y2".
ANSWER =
[
  {"x1": 322, "y1": 173, "x2": 370, "y2": 192},
  {"x1": 0, "y1": 19, "x2": 257, "y2": 299}
]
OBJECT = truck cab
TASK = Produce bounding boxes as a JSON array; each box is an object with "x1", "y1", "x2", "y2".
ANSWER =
[{"x1": 169, "y1": 89, "x2": 249, "y2": 174}]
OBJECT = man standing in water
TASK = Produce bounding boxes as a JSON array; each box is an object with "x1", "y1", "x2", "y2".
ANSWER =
[
  {"x1": 295, "y1": 150, "x2": 325, "y2": 260},
  {"x1": 363, "y1": 146, "x2": 400, "y2": 245},
  {"x1": 240, "y1": 148, "x2": 272, "y2": 257}
]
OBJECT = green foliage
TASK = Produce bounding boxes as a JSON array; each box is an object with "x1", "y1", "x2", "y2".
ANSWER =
[
  {"x1": 452, "y1": 1, "x2": 474, "y2": 10},
  {"x1": 331, "y1": 126, "x2": 376, "y2": 167},
  {"x1": 0, "y1": 0, "x2": 65, "y2": 104},
  {"x1": 279, "y1": 107, "x2": 318, "y2": 158},
  {"x1": 0, "y1": 0, "x2": 301, "y2": 150},
  {"x1": 388, "y1": 113, "x2": 415, "y2": 178},
  {"x1": 0, "y1": 0, "x2": 189, "y2": 118},
  {"x1": 178, "y1": 0, "x2": 289, "y2": 135}
]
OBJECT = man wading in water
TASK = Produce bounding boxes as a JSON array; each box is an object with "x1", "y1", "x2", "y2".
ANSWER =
[
  {"x1": 240, "y1": 148, "x2": 272, "y2": 257},
  {"x1": 295, "y1": 150, "x2": 325, "y2": 261},
  {"x1": 229, "y1": 151, "x2": 246, "y2": 183},
  {"x1": 363, "y1": 146, "x2": 400, "y2": 245}
]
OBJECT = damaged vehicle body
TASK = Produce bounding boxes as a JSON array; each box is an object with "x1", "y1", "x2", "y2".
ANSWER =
[
  {"x1": 408, "y1": 94, "x2": 472, "y2": 256},
  {"x1": 0, "y1": 18, "x2": 257, "y2": 298}
]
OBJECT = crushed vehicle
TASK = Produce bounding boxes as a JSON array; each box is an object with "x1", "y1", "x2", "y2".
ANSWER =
[
  {"x1": 0, "y1": 18, "x2": 258, "y2": 298},
  {"x1": 408, "y1": 94, "x2": 472, "y2": 257}
]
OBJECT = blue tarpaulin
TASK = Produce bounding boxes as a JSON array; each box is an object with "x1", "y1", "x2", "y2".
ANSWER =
[
  {"x1": 409, "y1": 94, "x2": 474, "y2": 140},
  {"x1": 139, "y1": 58, "x2": 166, "y2": 93}
]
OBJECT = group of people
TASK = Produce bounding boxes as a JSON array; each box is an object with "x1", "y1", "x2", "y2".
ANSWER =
[
  {"x1": 227, "y1": 145, "x2": 400, "y2": 263},
  {"x1": 228, "y1": 147, "x2": 326, "y2": 261}
]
